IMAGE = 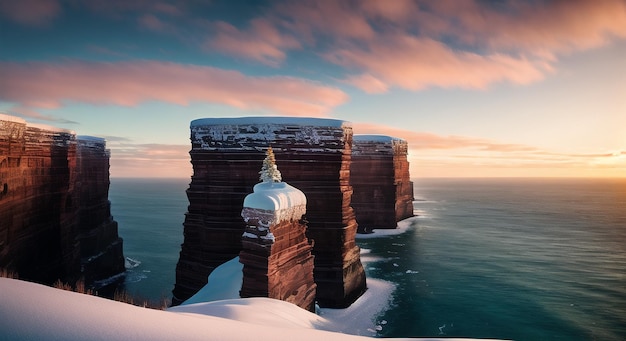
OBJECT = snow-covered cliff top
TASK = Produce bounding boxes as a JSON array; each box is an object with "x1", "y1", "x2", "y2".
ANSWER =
[
  {"x1": 352, "y1": 135, "x2": 408, "y2": 156},
  {"x1": 77, "y1": 135, "x2": 105, "y2": 143},
  {"x1": 77, "y1": 136, "x2": 107, "y2": 150},
  {"x1": 28, "y1": 122, "x2": 75, "y2": 134},
  {"x1": 354, "y1": 135, "x2": 404, "y2": 143},
  {"x1": 243, "y1": 182, "x2": 306, "y2": 211},
  {"x1": 0, "y1": 114, "x2": 74, "y2": 134},
  {"x1": 190, "y1": 117, "x2": 352, "y2": 152},
  {"x1": 0, "y1": 113, "x2": 27, "y2": 124},
  {"x1": 191, "y1": 116, "x2": 350, "y2": 128}
]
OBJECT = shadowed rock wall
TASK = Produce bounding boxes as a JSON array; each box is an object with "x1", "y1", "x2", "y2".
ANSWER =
[
  {"x1": 351, "y1": 135, "x2": 414, "y2": 230},
  {"x1": 0, "y1": 114, "x2": 124, "y2": 288},
  {"x1": 174, "y1": 117, "x2": 366, "y2": 308},
  {"x1": 76, "y1": 137, "x2": 125, "y2": 287}
]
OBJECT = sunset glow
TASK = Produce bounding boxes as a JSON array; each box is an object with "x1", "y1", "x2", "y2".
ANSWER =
[{"x1": 1, "y1": 0, "x2": 624, "y2": 178}]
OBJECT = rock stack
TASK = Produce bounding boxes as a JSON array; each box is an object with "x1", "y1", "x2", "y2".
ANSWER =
[
  {"x1": 239, "y1": 147, "x2": 316, "y2": 311},
  {"x1": 174, "y1": 117, "x2": 366, "y2": 308},
  {"x1": 351, "y1": 135, "x2": 414, "y2": 230},
  {"x1": 0, "y1": 114, "x2": 124, "y2": 289}
]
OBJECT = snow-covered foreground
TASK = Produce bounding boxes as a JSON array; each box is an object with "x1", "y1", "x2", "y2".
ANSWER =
[
  {"x1": 179, "y1": 257, "x2": 398, "y2": 336},
  {"x1": 0, "y1": 277, "x2": 507, "y2": 341}
]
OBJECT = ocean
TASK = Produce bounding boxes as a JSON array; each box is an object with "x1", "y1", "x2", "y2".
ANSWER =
[{"x1": 109, "y1": 178, "x2": 626, "y2": 341}]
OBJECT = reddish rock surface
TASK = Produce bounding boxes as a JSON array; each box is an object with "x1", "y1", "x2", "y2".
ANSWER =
[
  {"x1": 239, "y1": 203, "x2": 316, "y2": 311},
  {"x1": 0, "y1": 115, "x2": 124, "y2": 288},
  {"x1": 173, "y1": 117, "x2": 366, "y2": 308},
  {"x1": 351, "y1": 135, "x2": 414, "y2": 230}
]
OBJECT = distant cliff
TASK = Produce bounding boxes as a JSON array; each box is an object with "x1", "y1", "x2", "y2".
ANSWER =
[
  {"x1": 351, "y1": 135, "x2": 414, "y2": 230},
  {"x1": 0, "y1": 114, "x2": 125, "y2": 289}
]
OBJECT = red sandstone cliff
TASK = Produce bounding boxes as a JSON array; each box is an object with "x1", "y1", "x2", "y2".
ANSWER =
[
  {"x1": 174, "y1": 117, "x2": 366, "y2": 308},
  {"x1": 0, "y1": 114, "x2": 125, "y2": 289}
]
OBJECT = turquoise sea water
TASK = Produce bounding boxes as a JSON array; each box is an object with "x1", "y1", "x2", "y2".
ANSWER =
[{"x1": 110, "y1": 178, "x2": 626, "y2": 340}]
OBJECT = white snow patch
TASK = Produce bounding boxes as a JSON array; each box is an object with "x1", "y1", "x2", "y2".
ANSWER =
[
  {"x1": 182, "y1": 257, "x2": 243, "y2": 305},
  {"x1": 77, "y1": 135, "x2": 105, "y2": 142},
  {"x1": 0, "y1": 277, "x2": 507, "y2": 341},
  {"x1": 242, "y1": 181, "x2": 306, "y2": 224},
  {"x1": 356, "y1": 217, "x2": 418, "y2": 239},
  {"x1": 243, "y1": 181, "x2": 306, "y2": 211},
  {"x1": 28, "y1": 122, "x2": 75, "y2": 134},
  {"x1": 191, "y1": 116, "x2": 350, "y2": 128},
  {"x1": 242, "y1": 231, "x2": 258, "y2": 239},
  {"x1": 353, "y1": 135, "x2": 403, "y2": 143},
  {"x1": 0, "y1": 113, "x2": 26, "y2": 124}
]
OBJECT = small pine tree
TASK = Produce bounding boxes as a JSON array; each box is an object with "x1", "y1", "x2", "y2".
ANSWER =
[{"x1": 259, "y1": 146, "x2": 282, "y2": 183}]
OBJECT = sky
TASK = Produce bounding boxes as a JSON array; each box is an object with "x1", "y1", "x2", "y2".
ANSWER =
[{"x1": 0, "y1": 0, "x2": 624, "y2": 178}]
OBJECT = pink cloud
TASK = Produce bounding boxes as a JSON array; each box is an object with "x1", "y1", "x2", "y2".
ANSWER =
[
  {"x1": 108, "y1": 143, "x2": 192, "y2": 178},
  {"x1": 328, "y1": 35, "x2": 548, "y2": 92},
  {"x1": 208, "y1": 19, "x2": 301, "y2": 66},
  {"x1": 2, "y1": 106, "x2": 78, "y2": 124},
  {"x1": 353, "y1": 122, "x2": 540, "y2": 152},
  {"x1": 425, "y1": 0, "x2": 626, "y2": 57},
  {"x1": 342, "y1": 74, "x2": 389, "y2": 94},
  {"x1": 276, "y1": 0, "x2": 375, "y2": 42},
  {"x1": 0, "y1": 60, "x2": 348, "y2": 116},
  {"x1": 353, "y1": 122, "x2": 625, "y2": 177},
  {"x1": 0, "y1": 0, "x2": 61, "y2": 26},
  {"x1": 208, "y1": 0, "x2": 625, "y2": 92},
  {"x1": 138, "y1": 14, "x2": 173, "y2": 32}
]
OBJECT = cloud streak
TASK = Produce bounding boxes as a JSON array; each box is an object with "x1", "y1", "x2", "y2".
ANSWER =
[
  {"x1": 106, "y1": 142, "x2": 192, "y2": 178},
  {"x1": 328, "y1": 35, "x2": 548, "y2": 92},
  {"x1": 1, "y1": 106, "x2": 78, "y2": 124},
  {"x1": 208, "y1": 19, "x2": 302, "y2": 66},
  {"x1": 0, "y1": 60, "x2": 348, "y2": 116},
  {"x1": 353, "y1": 122, "x2": 625, "y2": 177}
]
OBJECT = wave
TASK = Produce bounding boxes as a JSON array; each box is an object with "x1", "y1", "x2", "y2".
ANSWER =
[{"x1": 124, "y1": 257, "x2": 141, "y2": 269}]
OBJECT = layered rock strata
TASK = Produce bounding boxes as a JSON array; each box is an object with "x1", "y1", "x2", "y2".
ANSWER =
[
  {"x1": 239, "y1": 149, "x2": 316, "y2": 311},
  {"x1": 174, "y1": 117, "x2": 366, "y2": 308},
  {"x1": 0, "y1": 114, "x2": 124, "y2": 288},
  {"x1": 351, "y1": 135, "x2": 414, "y2": 230}
]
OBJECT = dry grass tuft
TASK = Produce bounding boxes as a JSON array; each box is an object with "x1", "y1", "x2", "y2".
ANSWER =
[
  {"x1": 2, "y1": 269, "x2": 168, "y2": 310},
  {"x1": 0, "y1": 268, "x2": 19, "y2": 279}
]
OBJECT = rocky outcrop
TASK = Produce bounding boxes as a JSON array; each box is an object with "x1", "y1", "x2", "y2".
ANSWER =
[
  {"x1": 0, "y1": 114, "x2": 124, "y2": 289},
  {"x1": 351, "y1": 135, "x2": 414, "y2": 230},
  {"x1": 174, "y1": 117, "x2": 366, "y2": 308},
  {"x1": 239, "y1": 148, "x2": 316, "y2": 311}
]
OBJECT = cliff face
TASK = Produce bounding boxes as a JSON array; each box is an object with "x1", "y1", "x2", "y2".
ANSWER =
[
  {"x1": 351, "y1": 135, "x2": 414, "y2": 230},
  {"x1": 0, "y1": 114, "x2": 124, "y2": 288},
  {"x1": 75, "y1": 137, "x2": 126, "y2": 287},
  {"x1": 174, "y1": 117, "x2": 366, "y2": 308}
]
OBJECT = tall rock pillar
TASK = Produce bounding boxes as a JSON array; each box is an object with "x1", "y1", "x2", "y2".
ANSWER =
[
  {"x1": 351, "y1": 135, "x2": 414, "y2": 230},
  {"x1": 239, "y1": 147, "x2": 316, "y2": 311},
  {"x1": 174, "y1": 117, "x2": 366, "y2": 308}
]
